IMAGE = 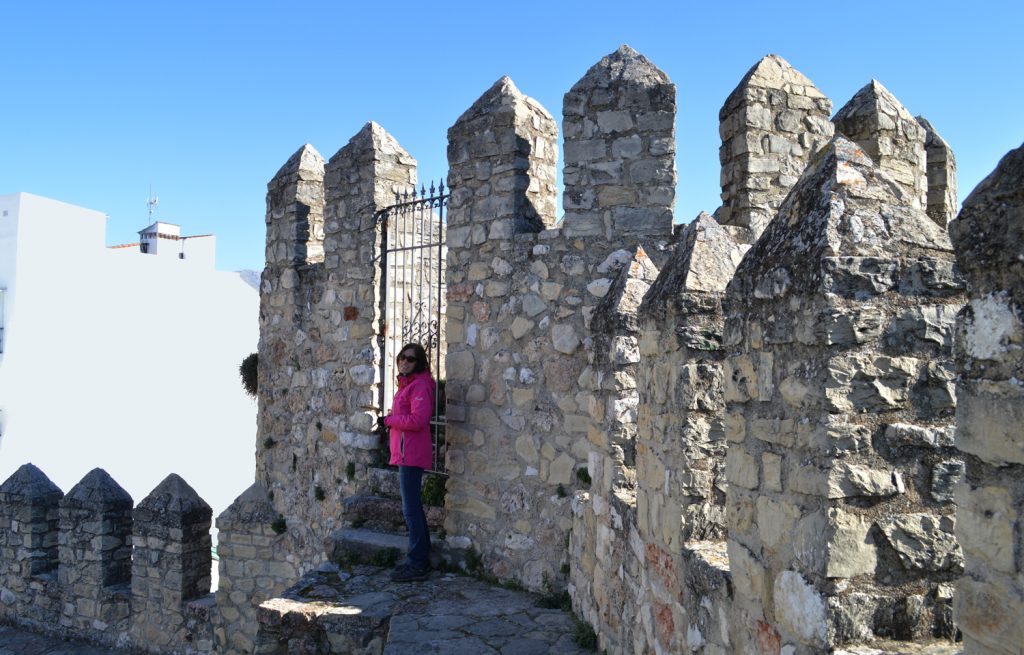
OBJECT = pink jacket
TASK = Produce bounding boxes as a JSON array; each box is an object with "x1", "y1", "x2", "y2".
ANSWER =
[{"x1": 384, "y1": 370, "x2": 436, "y2": 469}]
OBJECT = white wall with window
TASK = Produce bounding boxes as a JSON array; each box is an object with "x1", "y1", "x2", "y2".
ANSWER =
[{"x1": 0, "y1": 193, "x2": 258, "y2": 518}]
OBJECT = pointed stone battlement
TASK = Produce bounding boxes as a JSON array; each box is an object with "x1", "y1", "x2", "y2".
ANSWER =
[
  {"x1": 562, "y1": 45, "x2": 675, "y2": 239},
  {"x1": 834, "y1": 80, "x2": 928, "y2": 211},
  {"x1": 718, "y1": 54, "x2": 833, "y2": 238}
]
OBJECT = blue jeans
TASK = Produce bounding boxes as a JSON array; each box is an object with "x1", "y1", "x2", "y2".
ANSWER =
[{"x1": 399, "y1": 466, "x2": 430, "y2": 568}]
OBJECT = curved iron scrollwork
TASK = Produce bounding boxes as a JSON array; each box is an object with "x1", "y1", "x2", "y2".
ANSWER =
[{"x1": 377, "y1": 180, "x2": 448, "y2": 473}]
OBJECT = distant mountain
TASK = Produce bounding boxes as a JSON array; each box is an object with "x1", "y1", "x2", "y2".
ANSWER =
[{"x1": 237, "y1": 269, "x2": 260, "y2": 291}]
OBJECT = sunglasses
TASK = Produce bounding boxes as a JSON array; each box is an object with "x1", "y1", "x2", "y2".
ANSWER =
[{"x1": 397, "y1": 354, "x2": 418, "y2": 363}]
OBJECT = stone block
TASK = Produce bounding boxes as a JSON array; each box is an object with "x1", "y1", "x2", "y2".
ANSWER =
[
  {"x1": 726, "y1": 450, "x2": 758, "y2": 490},
  {"x1": 956, "y1": 380, "x2": 1024, "y2": 466},
  {"x1": 955, "y1": 484, "x2": 1017, "y2": 575},
  {"x1": 773, "y1": 570, "x2": 827, "y2": 647}
]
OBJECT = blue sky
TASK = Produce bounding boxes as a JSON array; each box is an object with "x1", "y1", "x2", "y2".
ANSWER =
[{"x1": 3, "y1": 1, "x2": 1021, "y2": 273}]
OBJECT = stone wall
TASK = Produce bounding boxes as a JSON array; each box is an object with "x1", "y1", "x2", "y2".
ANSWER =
[
  {"x1": 443, "y1": 46, "x2": 675, "y2": 591},
  {"x1": 0, "y1": 464, "x2": 218, "y2": 654},
  {"x1": 9, "y1": 45, "x2": 1024, "y2": 655},
  {"x1": 834, "y1": 81, "x2": 928, "y2": 212},
  {"x1": 257, "y1": 123, "x2": 418, "y2": 570},
  {"x1": 717, "y1": 55, "x2": 833, "y2": 239},
  {"x1": 723, "y1": 134, "x2": 964, "y2": 651},
  {"x1": 948, "y1": 142, "x2": 1024, "y2": 654}
]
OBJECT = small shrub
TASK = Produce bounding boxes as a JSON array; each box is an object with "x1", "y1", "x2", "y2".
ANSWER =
[
  {"x1": 345, "y1": 462, "x2": 356, "y2": 481},
  {"x1": 573, "y1": 616, "x2": 598, "y2": 650},
  {"x1": 270, "y1": 517, "x2": 287, "y2": 535},
  {"x1": 575, "y1": 467, "x2": 591, "y2": 486},
  {"x1": 314, "y1": 486, "x2": 325, "y2": 501},
  {"x1": 263, "y1": 437, "x2": 276, "y2": 449},
  {"x1": 436, "y1": 527, "x2": 447, "y2": 540},
  {"x1": 537, "y1": 589, "x2": 571, "y2": 611},
  {"x1": 421, "y1": 474, "x2": 447, "y2": 506},
  {"x1": 556, "y1": 484, "x2": 567, "y2": 498},
  {"x1": 239, "y1": 353, "x2": 258, "y2": 398},
  {"x1": 370, "y1": 547, "x2": 400, "y2": 567},
  {"x1": 464, "y1": 547, "x2": 482, "y2": 574}
]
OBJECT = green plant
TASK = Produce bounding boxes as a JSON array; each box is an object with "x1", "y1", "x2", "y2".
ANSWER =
[
  {"x1": 536, "y1": 572, "x2": 572, "y2": 611},
  {"x1": 370, "y1": 547, "x2": 400, "y2": 567},
  {"x1": 239, "y1": 353, "x2": 258, "y2": 398},
  {"x1": 572, "y1": 616, "x2": 598, "y2": 650},
  {"x1": 314, "y1": 486, "x2": 325, "y2": 501},
  {"x1": 560, "y1": 563, "x2": 570, "y2": 576},
  {"x1": 421, "y1": 474, "x2": 447, "y2": 506},
  {"x1": 556, "y1": 484, "x2": 567, "y2": 498},
  {"x1": 464, "y1": 547, "x2": 482, "y2": 574},
  {"x1": 270, "y1": 517, "x2": 287, "y2": 535},
  {"x1": 263, "y1": 437, "x2": 276, "y2": 449},
  {"x1": 436, "y1": 527, "x2": 447, "y2": 541},
  {"x1": 351, "y1": 518, "x2": 366, "y2": 529},
  {"x1": 575, "y1": 467, "x2": 591, "y2": 486},
  {"x1": 345, "y1": 462, "x2": 356, "y2": 481}
]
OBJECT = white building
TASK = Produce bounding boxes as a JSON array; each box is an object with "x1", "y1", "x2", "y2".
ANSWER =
[{"x1": 0, "y1": 193, "x2": 259, "y2": 518}]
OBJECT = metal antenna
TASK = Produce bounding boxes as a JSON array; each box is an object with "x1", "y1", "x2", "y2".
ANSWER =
[{"x1": 147, "y1": 186, "x2": 159, "y2": 221}]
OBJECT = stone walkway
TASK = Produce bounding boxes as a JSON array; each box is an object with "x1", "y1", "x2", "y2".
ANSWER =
[
  {"x1": 0, "y1": 625, "x2": 131, "y2": 655},
  {"x1": 257, "y1": 564, "x2": 597, "y2": 654},
  {"x1": 1, "y1": 566, "x2": 595, "y2": 654}
]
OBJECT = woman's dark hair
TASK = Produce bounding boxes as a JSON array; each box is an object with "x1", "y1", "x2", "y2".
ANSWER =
[{"x1": 398, "y1": 343, "x2": 429, "y2": 375}]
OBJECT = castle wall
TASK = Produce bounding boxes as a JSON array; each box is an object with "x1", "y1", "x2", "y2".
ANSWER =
[
  {"x1": 948, "y1": 142, "x2": 1024, "y2": 654},
  {"x1": 0, "y1": 464, "x2": 218, "y2": 654},
  {"x1": 717, "y1": 55, "x2": 833, "y2": 239},
  {"x1": 257, "y1": 125, "x2": 417, "y2": 571},
  {"x1": 443, "y1": 46, "x2": 676, "y2": 592},
  {"x1": 723, "y1": 134, "x2": 965, "y2": 651},
  {"x1": 10, "y1": 45, "x2": 1024, "y2": 655},
  {"x1": 917, "y1": 116, "x2": 958, "y2": 229},
  {"x1": 834, "y1": 81, "x2": 928, "y2": 212}
]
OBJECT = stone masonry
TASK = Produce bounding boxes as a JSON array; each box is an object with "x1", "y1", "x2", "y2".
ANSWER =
[
  {"x1": 718, "y1": 54, "x2": 833, "y2": 239},
  {"x1": 948, "y1": 142, "x2": 1024, "y2": 654},
  {"x1": 724, "y1": 134, "x2": 964, "y2": 651},
  {"x1": 834, "y1": 80, "x2": 928, "y2": 212},
  {"x1": 444, "y1": 46, "x2": 676, "y2": 591},
  {"x1": 6, "y1": 46, "x2": 1024, "y2": 655},
  {"x1": 917, "y1": 116, "x2": 958, "y2": 228},
  {"x1": 1, "y1": 466, "x2": 219, "y2": 654}
]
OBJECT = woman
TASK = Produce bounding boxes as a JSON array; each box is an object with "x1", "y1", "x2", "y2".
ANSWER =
[{"x1": 382, "y1": 342, "x2": 436, "y2": 582}]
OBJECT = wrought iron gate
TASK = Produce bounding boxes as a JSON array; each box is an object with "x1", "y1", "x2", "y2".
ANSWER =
[{"x1": 377, "y1": 182, "x2": 448, "y2": 473}]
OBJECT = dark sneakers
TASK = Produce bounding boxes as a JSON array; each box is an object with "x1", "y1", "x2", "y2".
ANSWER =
[{"x1": 390, "y1": 562, "x2": 429, "y2": 582}]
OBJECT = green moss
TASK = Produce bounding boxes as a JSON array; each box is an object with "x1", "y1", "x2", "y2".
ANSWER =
[
  {"x1": 345, "y1": 462, "x2": 356, "y2": 481},
  {"x1": 263, "y1": 437, "x2": 276, "y2": 449},
  {"x1": 556, "y1": 484, "x2": 567, "y2": 498},
  {"x1": 314, "y1": 486, "x2": 325, "y2": 501},
  {"x1": 270, "y1": 517, "x2": 286, "y2": 535}
]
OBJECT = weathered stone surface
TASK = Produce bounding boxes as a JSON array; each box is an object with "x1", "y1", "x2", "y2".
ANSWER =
[
  {"x1": 916, "y1": 116, "x2": 957, "y2": 228},
  {"x1": 834, "y1": 80, "x2": 927, "y2": 211},
  {"x1": 877, "y1": 514, "x2": 962, "y2": 573},
  {"x1": 563, "y1": 45, "x2": 674, "y2": 240},
  {"x1": 718, "y1": 54, "x2": 833, "y2": 238}
]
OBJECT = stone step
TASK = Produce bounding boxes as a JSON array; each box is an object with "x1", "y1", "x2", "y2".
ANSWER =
[
  {"x1": 329, "y1": 527, "x2": 450, "y2": 570},
  {"x1": 342, "y1": 494, "x2": 445, "y2": 532}
]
